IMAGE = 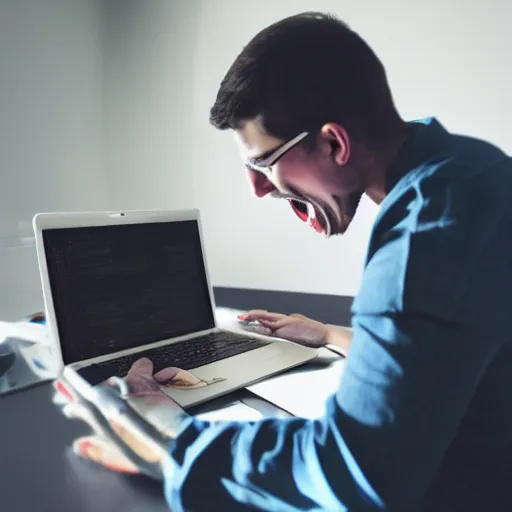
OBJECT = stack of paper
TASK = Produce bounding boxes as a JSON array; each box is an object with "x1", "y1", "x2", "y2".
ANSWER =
[
  {"x1": 248, "y1": 348, "x2": 346, "y2": 419},
  {"x1": 196, "y1": 401, "x2": 264, "y2": 422}
]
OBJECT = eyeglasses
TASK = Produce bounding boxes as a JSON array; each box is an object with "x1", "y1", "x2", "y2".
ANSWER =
[{"x1": 245, "y1": 131, "x2": 309, "y2": 178}]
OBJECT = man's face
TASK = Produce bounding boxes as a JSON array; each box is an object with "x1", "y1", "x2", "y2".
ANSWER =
[{"x1": 235, "y1": 119, "x2": 363, "y2": 237}]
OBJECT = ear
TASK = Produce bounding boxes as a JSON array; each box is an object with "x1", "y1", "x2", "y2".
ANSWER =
[{"x1": 319, "y1": 123, "x2": 350, "y2": 166}]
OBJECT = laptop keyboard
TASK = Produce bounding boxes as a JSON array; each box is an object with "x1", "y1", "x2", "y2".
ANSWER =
[{"x1": 78, "y1": 331, "x2": 273, "y2": 385}]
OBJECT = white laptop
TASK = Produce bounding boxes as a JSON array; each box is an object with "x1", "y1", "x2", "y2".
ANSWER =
[{"x1": 33, "y1": 209, "x2": 317, "y2": 408}]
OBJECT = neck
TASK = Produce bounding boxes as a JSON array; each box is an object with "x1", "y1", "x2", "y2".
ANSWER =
[{"x1": 362, "y1": 125, "x2": 409, "y2": 205}]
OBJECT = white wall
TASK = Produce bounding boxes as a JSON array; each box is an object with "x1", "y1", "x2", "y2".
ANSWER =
[
  {"x1": 186, "y1": 0, "x2": 512, "y2": 296},
  {"x1": 2, "y1": 0, "x2": 511, "y2": 318},
  {"x1": 0, "y1": 0, "x2": 107, "y2": 319}
]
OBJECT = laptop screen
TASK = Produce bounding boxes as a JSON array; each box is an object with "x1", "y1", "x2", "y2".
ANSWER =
[{"x1": 42, "y1": 220, "x2": 215, "y2": 365}]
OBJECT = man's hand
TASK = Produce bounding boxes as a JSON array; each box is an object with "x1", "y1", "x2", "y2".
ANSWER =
[
  {"x1": 238, "y1": 310, "x2": 352, "y2": 356},
  {"x1": 62, "y1": 401, "x2": 163, "y2": 475},
  {"x1": 55, "y1": 358, "x2": 221, "y2": 478},
  {"x1": 239, "y1": 310, "x2": 328, "y2": 346}
]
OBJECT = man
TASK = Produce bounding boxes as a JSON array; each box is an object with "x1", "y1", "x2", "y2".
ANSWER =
[{"x1": 72, "y1": 12, "x2": 512, "y2": 511}]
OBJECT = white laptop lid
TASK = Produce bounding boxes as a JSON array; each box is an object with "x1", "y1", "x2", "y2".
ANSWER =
[{"x1": 33, "y1": 210, "x2": 218, "y2": 372}]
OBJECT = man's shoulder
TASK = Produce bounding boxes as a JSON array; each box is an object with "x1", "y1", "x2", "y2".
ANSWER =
[
  {"x1": 450, "y1": 131, "x2": 509, "y2": 171},
  {"x1": 376, "y1": 134, "x2": 512, "y2": 241},
  {"x1": 359, "y1": 138, "x2": 512, "y2": 323}
]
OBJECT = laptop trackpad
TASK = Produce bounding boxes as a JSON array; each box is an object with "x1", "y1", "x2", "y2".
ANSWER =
[{"x1": 161, "y1": 341, "x2": 315, "y2": 408}]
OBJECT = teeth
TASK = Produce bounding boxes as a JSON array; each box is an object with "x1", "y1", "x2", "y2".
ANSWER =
[{"x1": 307, "y1": 203, "x2": 315, "y2": 221}]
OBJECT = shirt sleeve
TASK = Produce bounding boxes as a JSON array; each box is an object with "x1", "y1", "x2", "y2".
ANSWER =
[{"x1": 163, "y1": 182, "x2": 511, "y2": 511}]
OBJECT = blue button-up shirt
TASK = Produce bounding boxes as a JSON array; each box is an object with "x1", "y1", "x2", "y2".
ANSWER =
[{"x1": 164, "y1": 118, "x2": 512, "y2": 511}]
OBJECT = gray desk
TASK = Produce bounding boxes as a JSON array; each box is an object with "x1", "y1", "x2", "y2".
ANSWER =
[
  {"x1": 0, "y1": 314, "x2": 343, "y2": 511},
  {"x1": 1, "y1": 382, "x2": 170, "y2": 512},
  {"x1": 0, "y1": 379, "x2": 297, "y2": 512}
]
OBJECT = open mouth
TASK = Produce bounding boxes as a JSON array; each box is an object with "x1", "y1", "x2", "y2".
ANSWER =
[{"x1": 289, "y1": 199, "x2": 325, "y2": 234}]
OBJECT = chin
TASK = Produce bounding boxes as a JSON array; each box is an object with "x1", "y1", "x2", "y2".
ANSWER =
[
  {"x1": 324, "y1": 207, "x2": 356, "y2": 236},
  {"x1": 327, "y1": 222, "x2": 350, "y2": 237},
  {"x1": 321, "y1": 208, "x2": 351, "y2": 237},
  {"x1": 330, "y1": 193, "x2": 361, "y2": 236}
]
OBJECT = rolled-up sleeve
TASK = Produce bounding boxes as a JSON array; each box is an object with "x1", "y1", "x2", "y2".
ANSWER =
[{"x1": 163, "y1": 184, "x2": 510, "y2": 511}]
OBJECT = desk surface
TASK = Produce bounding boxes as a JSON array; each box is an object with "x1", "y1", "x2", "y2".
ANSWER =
[
  {"x1": 1, "y1": 382, "x2": 170, "y2": 512},
  {"x1": 0, "y1": 354, "x2": 343, "y2": 512},
  {"x1": 1, "y1": 380, "x2": 297, "y2": 512},
  {"x1": 0, "y1": 309, "x2": 345, "y2": 512}
]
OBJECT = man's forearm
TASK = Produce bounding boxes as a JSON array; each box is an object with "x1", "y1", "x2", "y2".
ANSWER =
[
  {"x1": 164, "y1": 398, "x2": 382, "y2": 511},
  {"x1": 325, "y1": 325, "x2": 352, "y2": 356}
]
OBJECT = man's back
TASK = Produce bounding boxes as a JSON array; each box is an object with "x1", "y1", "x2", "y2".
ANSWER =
[
  {"x1": 355, "y1": 117, "x2": 512, "y2": 510},
  {"x1": 427, "y1": 130, "x2": 512, "y2": 509},
  {"x1": 423, "y1": 340, "x2": 512, "y2": 510}
]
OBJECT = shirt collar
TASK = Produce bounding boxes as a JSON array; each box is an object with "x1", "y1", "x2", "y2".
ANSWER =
[{"x1": 386, "y1": 117, "x2": 451, "y2": 193}]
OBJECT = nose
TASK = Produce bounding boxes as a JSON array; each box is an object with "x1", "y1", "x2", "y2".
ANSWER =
[{"x1": 247, "y1": 169, "x2": 276, "y2": 198}]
